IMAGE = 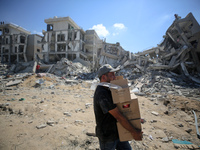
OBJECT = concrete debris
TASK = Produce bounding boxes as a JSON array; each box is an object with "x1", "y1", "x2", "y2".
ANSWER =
[
  {"x1": 35, "y1": 79, "x2": 45, "y2": 85},
  {"x1": 8, "y1": 61, "x2": 37, "y2": 74},
  {"x1": 151, "y1": 111, "x2": 159, "y2": 116},
  {"x1": 0, "y1": 71, "x2": 200, "y2": 149},
  {"x1": 128, "y1": 70, "x2": 200, "y2": 100},
  {"x1": 36, "y1": 124, "x2": 47, "y2": 129},
  {"x1": 0, "y1": 13, "x2": 199, "y2": 86},
  {"x1": 135, "y1": 13, "x2": 200, "y2": 84},
  {"x1": 47, "y1": 58, "x2": 91, "y2": 77},
  {"x1": 47, "y1": 120, "x2": 55, "y2": 126},
  {"x1": 64, "y1": 112, "x2": 72, "y2": 117},
  {"x1": 6, "y1": 79, "x2": 22, "y2": 87},
  {"x1": 162, "y1": 137, "x2": 169, "y2": 142}
]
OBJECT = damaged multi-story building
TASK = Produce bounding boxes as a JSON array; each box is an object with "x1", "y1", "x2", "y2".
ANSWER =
[
  {"x1": 39, "y1": 17, "x2": 86, "y2": 63},
  {"x1": 2, "y1": 12, "x2": 199, "y2": 82},
  {"x1": 0, "y1": 22, "x2": 42, "y2": 63},
  {"x1": 0, "y1": 17, "x2": 130, "y2": 71},
  {"x1": 37, "y1": 16, "x2": 130, "y2": 70}
]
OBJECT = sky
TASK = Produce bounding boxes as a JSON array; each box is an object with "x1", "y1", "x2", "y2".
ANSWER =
[{"x1": 0, "y1": 0, "x2": 200, "y2": 53}]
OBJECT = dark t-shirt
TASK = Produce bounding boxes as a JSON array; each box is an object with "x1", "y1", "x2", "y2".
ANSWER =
[{"x1": 93, "y1": 85, "x2": 119, "y2": 142}]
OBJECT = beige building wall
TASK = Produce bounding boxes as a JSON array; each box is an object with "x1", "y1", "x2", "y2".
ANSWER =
[
  {"x1": 27, "y1": 34, "x2": 43, "y2": 61},
  {"x1": 85, "y1": 30, "x2": 103, "y2": 70}
]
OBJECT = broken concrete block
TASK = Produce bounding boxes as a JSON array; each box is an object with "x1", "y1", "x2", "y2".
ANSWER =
[
  {"x1": 151, "y1": 111, "x2": 159, "y2": 116},
  {"x1": 6, "y1": 80, "x2": 22, "y2": 87},
  {"x1": 36, "y1": 124, "x2": 47, "y2": 129}
]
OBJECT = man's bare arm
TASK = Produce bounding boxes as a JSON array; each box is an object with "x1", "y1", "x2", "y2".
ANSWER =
[{"x1": 109, "y1": 107, "x2": 142, "y2": 140}]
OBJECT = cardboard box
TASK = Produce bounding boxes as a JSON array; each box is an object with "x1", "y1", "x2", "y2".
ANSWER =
[
  {"x1": 117, "y1": 119, "x2": 141, "y2": 142},
  {"x1": 110, "y1": 76, "x2": 142, "y2": 141},
  {"x1": 116, "y1": 93, "x2": 142, "y2": 141},
  {"x1": 110, "y1": 77, "x2": 131, "y2": 104},
  {"x1": 116, "y1": 94, "x2": 140, "y2": 120}
]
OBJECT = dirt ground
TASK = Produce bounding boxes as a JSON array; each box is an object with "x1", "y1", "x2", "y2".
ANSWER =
[{"x1": 0, "y1": 74, "x2": 200, "y2": 150}]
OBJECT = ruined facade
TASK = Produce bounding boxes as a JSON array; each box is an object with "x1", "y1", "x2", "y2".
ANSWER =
[
  {"x1": 38, "y1": 16, "x2": 129, "y2": 70},
  {"x1": 0, "y1": 17, "x2": 130, "y2": 71},
  {"x1": 39, "y1": 16, "x2": 85, "y2": 64},
  {"x1": 0, "y1": 23, "x2": 42, "y2": 63},
  {"x1": 0, "y1": 23, "x2": 31, "y2": 63},
  {"x1": 85, "y1": 30, "x2": 103, "y2": 70},
  {"x1": 26, "y1": 34, "x2": 43, "y2": 61},
  {"x1": 99, "y1": 42, "x2": 130, "y2": 67}
]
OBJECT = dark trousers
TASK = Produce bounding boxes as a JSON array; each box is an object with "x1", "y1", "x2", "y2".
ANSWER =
[{"x1": 99, "y1": 139, "x2": 132, "y2": 150}]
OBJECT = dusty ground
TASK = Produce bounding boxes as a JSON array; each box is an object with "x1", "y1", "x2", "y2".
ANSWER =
[{"x1": 0, "y1": 74, "x2": 200, "y2": 150}]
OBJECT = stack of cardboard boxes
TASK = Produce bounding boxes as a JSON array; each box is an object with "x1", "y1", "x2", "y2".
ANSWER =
[{"x1": 110, "y1": 76, "x2": 142, "y2": 141}]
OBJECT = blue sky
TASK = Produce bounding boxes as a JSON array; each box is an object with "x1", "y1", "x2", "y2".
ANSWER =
[{"x1": 0, "y1": 0, "x2": 200, "y2": 53}]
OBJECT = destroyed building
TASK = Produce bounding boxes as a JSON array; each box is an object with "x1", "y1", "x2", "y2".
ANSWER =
[
  {"x1": 1, "y1": 12, "x2": 200, "y2": 82},
  {"x1": 0, "y1": 16, "x2": 130, "y2": 73},
  {"x1": 133, "y1": 12, "x2": 200, "y2": 83},
  {"x1": 0, "y1": 23, "x2": 42, "y2": 63},
  {"x1": 39, "y1": 17, "x2": 86, "y2": 64},
  {"x1": 85, "y1": 30, "x2": 103, "y2": 70},
  {"x1": 38, "y1": 16, "x2": 130, "y2": 71},
  {"x1": 99, "y1": 41, "x2": 131, "y2": 68}
]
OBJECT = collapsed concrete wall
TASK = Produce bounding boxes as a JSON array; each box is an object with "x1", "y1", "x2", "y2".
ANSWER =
[
  {"x1": 99, "y1": 42, "x2": 130, "y2": 68},
  {"x1": 47, "y1": 58, "x2": 90, "y2": 77},
  {"x1": 131, "y1": 12, "x2": 200, "y2": 84}
]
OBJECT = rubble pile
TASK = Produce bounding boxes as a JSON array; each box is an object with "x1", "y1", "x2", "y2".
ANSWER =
[
  {"x1": 0, "y1": 73, "x2": 200, "y2": 149},
  {"x1": 1, "y1": 13, "x2": 200, "y2": 86},
  {"x1": 0, "y1": 61, "x2": 37, "y2": 75},
  {"x1": 0, "y1": 64, "x2": 9, "y2": 78},
  {"x1": 47, "y1": 58, "x2": 91, "y2": 77},
  {"x1": 134, "y1": 13, "x2": 200, "y2": 84},
  {"x1": 129, "y1": 70, "x2": 200, "y2": 100}
]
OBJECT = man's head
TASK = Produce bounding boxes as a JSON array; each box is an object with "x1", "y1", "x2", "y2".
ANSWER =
[{"x1": 98, "y1": 64, "x2": 120, "y2": 83}]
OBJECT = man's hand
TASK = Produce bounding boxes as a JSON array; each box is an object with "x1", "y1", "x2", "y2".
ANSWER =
[{"x1": 131, "y1": 131, "x2": 143, "y2": 141}]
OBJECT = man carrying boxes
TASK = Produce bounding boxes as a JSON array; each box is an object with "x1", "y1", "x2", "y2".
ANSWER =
[{"x1": 93, "y1": 64, "x2": 143, "y2": 150}]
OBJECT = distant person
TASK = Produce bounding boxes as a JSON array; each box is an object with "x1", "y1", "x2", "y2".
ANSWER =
[
  {"x1": 93, "y1": 64, "x2": 142, "y2": 150},
  {"x1": 36, "y1": 63, "x2": 40, "y2": 73}
]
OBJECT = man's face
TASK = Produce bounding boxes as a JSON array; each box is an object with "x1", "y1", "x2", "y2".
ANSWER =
[{"x1": 104, "y1": 72, "x2": 116, "y2": 83}]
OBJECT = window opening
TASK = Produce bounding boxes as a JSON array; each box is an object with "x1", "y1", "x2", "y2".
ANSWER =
[
  {"x1": 20, "y1": 36, "x2": 25, "y2": 43},
  {"x1": 57, "y1": 34, "x2": 65, "y2": 41},
  {"x1": 6, "y1": 38, "x2": 8, "y2": 44},
  {"x1": 4, "y1": 28, "x2": 9, "y2": 34},
  {"x1": 15, "y1": 46, "x2": 17, "y2": 53},
  {"x1": 19, "y1": 45, "x2": 24, "y2": 53},
  {"x1": 47, "y1": 24, "x2": 53, "y2": 31}
]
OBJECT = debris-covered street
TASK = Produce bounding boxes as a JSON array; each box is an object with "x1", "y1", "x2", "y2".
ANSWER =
[{"x1": 0, "y1": 71, "x2": 199, "y2": 149}]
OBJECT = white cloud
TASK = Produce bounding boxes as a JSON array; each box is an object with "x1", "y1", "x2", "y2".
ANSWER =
[
  {"x1": 91, "y1": 24, "x2": 109, "y2": 37},
  {"x1": 113, "y1": 32, "x2": 119, "y2": 36},
  {"x1": 113, "y1": 23, "x2": 125, "y2": 30},
  {"x1": 33, "y1": 30, "x2": 43, "y2": 36}
]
